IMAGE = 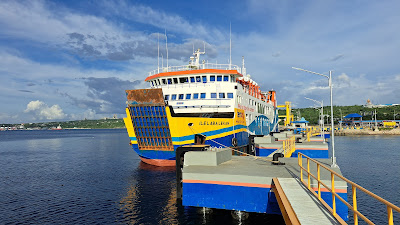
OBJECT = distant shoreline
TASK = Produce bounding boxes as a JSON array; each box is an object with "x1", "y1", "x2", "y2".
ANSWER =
[{"x1": 334, "y1": 128, "x2": 400, "y2": 135}]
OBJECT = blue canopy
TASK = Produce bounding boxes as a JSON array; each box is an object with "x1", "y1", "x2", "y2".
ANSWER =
[
  {"x1": 344, "y1": 113, "x2": 362, "y2": 118},
  {"x1": 292, "y1": 117, "x2": 309, "y2": 123}
]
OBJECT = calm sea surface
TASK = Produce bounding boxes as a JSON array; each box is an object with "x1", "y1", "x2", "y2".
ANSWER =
[{"x1": 0, "y1": 130, "x2": 399, "y2": 224}]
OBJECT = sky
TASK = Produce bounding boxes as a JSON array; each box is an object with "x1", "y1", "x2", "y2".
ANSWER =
[{"x1": 1, "y1": 0, "x2": 400, "y2": 123}]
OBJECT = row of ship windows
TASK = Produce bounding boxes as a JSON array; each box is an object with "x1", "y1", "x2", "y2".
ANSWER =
[
  {"x1": 165, "y1": 92, "x2": 234, "y2": 100},
  {"x1": 151, "y1": 75, "x2": 233, "y2": 86}
]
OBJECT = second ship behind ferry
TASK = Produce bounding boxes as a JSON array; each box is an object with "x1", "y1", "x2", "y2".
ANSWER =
[{"x1": 124, "y1": 49, "x2": 279, "y2": 166}]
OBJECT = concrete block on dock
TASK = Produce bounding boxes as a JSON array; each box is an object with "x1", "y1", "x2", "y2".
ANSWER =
[
  {"x1": 184, "y1": 148, "x2": 232, "y2": 166},
  {"x1": 273, "y1": 133, "x2": 287, "y2": 139},
  {"x1": 254, "y1": 135, "x2": 275, "y2": 144}
]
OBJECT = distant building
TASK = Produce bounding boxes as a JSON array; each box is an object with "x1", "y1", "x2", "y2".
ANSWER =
[
  {"x1": 365, "y1": 99, "x2": 399, "y2": 108},
  {"x1": 342, "y1": 113, "x2": 363, "y2": 126}
]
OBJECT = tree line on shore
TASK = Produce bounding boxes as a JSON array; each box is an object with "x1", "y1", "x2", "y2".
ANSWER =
[
  {"x1": 280, "y1": 105, "x2": 400, "y2": 125},
  {"x1": 2, "y1": 105, "x2": 400, "y2": 129}
]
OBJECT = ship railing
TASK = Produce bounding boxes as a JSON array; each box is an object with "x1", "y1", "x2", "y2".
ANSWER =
[
  {"x1": 147, "y1": 63, "x2": 241, "y2": 76},
  {"x1": 282, "y1": 136, "x2": 296, "y2": 157},
  {"x1": 298, "y1": 153, "x2": 400, "y2": 225}
]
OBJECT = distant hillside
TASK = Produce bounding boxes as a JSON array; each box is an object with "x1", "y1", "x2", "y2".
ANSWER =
[
  {"x1": 1, "y1": 119, "x2": 125, "y2": 129},
  {"x1": 3, "y1": 104, "x2": 400, "y2": 129},
  {"x1": 279, "y1": 105, "x2": 400, "y2": 125}
]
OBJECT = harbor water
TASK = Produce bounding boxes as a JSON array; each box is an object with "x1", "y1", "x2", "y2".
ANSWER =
[{"x1": 0, "y1": 129, "x2": 399, "y2": 224}]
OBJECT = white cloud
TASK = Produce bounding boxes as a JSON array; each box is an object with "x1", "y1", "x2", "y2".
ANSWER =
[
  {"x1": 24, "y1": 100, "x2": 66, "y2": 120},
  {"x1": 70, "y1": 109, "x2": 98, "y2": 121},
  {"x1": 0, "y1": 113, "x2": 18, "y2": 122},
  {"x1": 102, "y1": 1, "x2": 226, "y2": 42}
]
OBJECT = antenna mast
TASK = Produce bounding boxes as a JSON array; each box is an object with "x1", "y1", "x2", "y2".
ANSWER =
[
  {"x1": 157, "y1": 33, "x2": 160, "y2": 73},
  {"x1": 165, "y1": 29, "x2": 168, "y2": 71},
  {"x1": 229, "y1": 22, "x2": 232, "y2": 70}
]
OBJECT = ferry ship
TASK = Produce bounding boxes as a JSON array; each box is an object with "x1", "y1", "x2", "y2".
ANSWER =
[{"x1": 123, "y1": 49, "x2": 279, "y2": 166}]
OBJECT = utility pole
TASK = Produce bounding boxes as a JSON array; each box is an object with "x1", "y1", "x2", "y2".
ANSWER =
[{"x1": 292, "y1": 67, "x2": 337, "y2": 167}]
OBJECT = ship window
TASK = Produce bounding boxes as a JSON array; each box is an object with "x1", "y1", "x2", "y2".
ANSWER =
[
  {"x1": 179, "y1": 77, "x2": 188, "y2": 83},
  {"x1": 196, "y1": 76, "x2": 201, "y2": 82},
  {"x1": 224, "y1": 75, "x2": 229, "y2": 81},
  {"x1": 227, "y1": 93, "x2": 233, "y2": 98},
  {"x1": 162, "y1": 79, "x2": 166, "y2": 84},
  {"x1": 179, "y1": 94, "x2": 184, "y2": 100},
  {"x1": 186, "y1": 94, "x2": 191, "y2": 99},
  {"x1": 217, "y1": 75, "x2": 222, "y2": 81},
  {"x1": 200, "y1": 93, "x2": 206, "y2": 99},
  {"x1": 210, "y1": 75, "x2": 215, "y2": 82},
  {"x1": 211, "y1": 93, "x2": 217, "y2": 98},
  {"x1": 190, "y1": 77, "x2": 195, "y2": 83},
  {"x1": 151, "y1": 81, "x2": 154, "y2": 86},
  {"x1": 171, "y1": 94, "x2": 177, "y2": 100},
  {"x1": 173, "y1": 78, "x2": 178, "y2": 84},
  {"x1": 168, "y1": 78, "x2": 172, "y2": 84},
  {"x1": 219, "y1": 93, "x2": 225, "y2": 98},
  {"x1": 157, "y1": 79, "x2": 161, "y2": 85},
  {"x1": 193, "y1": 93, "x2": 199, "y2": 99},
  {"x1": 202, "y1": 76, "x2": 207, "y2": 83},
  {"x1": 164, "y1": 95, "x2": 169, "y2": 100}
]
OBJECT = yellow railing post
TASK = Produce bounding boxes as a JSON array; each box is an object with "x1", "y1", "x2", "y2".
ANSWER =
[
  {"x1": 299, "y1": 154, "x2": 303, "y2": 182},
  {"x1": 307, "y1": 158, "x2": 310, "y2": 189},
  {"x1": 353, "y1": 185, "x2": 358, "y2": 225},
  {"x1": 331, "y1": 172, "x2": 336, "y2": 216},
  {"x1": 388, "y1": 206, "x2": 393, "y2": 225},
  {"x1": 317, "y1": 164, "x2": 321, "y2": 200}
]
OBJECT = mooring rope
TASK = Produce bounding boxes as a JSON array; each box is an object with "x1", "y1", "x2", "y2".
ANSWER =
[{"x1": 188, "y1": 125, "x2": 279, "y2": 163}]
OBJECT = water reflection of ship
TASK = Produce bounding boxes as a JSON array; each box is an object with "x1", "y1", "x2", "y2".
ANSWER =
[
  {"x1": 119, "y1": 161, "x2": 178, "y2": 224},
  {"x1": 119, "y1": 161, "x2": 285, "y2": 224}
]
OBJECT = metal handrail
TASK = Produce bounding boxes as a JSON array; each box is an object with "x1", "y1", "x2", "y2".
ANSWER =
[
  {"x1": 147, "y1": 63, "x2": 241, "y2": 76},
  {"x1": 283, "y1": 136, "x2": 296, "y2": 157},
  {"x1": 298, "y1": 153, "x2": 400, "y2": 225}
]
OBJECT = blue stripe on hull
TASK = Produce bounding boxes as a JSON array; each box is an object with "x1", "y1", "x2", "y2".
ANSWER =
[
  {"x1": 133, "y1": 146, "x2": 176, "y2": 160},
  {"x1": 171, "y1": 125, "x2": 248, "y2": 142},
  {"x1": 131, "y1": 131, "x2": 249, "y2": 160}
]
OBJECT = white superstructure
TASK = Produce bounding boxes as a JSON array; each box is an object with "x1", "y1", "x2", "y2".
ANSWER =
[{"x1": 145, "y1": 49, "x2": 277, "y2": 127}]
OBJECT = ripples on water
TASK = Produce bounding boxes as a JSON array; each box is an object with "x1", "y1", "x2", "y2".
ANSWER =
[
  {"x1": 335, "y1": 135, "x2": 400, "y2": 224},
  {"x1": 0, "y1": 130, "x2": 284, "y2": 224}
]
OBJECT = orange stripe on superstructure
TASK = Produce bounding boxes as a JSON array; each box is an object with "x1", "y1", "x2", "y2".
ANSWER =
[
  {"x1": 182, "y1": 179, "x2": 271, "y2": 188},
  {"x1": 144, "y1": 69, "x2": 242, "y2": 81}
]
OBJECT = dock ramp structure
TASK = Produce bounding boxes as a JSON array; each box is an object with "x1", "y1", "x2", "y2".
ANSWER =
[
  {"x1": 273, "y1": 178, "x2": 345, "y2": 224},
  {"x1": 178, "y1": 145, "x2": 400, "y2": 224}
]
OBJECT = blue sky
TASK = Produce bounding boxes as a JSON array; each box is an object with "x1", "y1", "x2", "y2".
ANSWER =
[{"x1": 1, "y1": 0, "x2": 400, "y2": 123}]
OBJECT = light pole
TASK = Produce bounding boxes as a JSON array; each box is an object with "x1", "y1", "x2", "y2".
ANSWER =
[
  {"x1": 292, "y1": 67, "x2": 338, "y2": 168},
  {"x1": 305, "y1": 97, "x2": 325, "y2": 142}
]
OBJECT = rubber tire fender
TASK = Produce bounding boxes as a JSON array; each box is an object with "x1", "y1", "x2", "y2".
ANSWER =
[{"x1": 232, "y1": 138, "x2": 238, "y2": 147}]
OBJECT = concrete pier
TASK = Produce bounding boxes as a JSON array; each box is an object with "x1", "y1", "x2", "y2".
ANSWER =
[
  {"x1": 180, "y1": 149, "x2": 348, "y2": 221},
  {"x1": 255, "y1": 133, "x2": 329, "y2": 158}
]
